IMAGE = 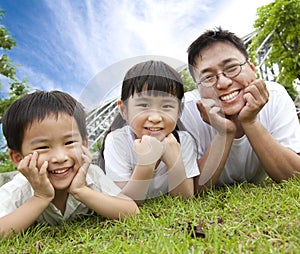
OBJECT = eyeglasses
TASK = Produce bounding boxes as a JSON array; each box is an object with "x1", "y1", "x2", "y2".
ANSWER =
[{"x1": 197, "y1": 59, "x2": 248, "y2": 87}]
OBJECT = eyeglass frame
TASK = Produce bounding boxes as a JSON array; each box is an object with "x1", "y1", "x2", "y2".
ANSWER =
[{"x1": 196, "y1": 59, "x2": 249, "y2": 88}]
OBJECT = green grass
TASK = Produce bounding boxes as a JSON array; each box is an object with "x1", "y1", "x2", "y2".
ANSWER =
[{"x1": 1, "y1": 177, "x2": 300, "y2": 253}]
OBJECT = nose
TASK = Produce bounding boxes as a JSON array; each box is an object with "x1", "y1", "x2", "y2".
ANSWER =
[
  {"x1": 215, "y1": 73, "x2": 232, "y2": 89},
  {"x1": 50, "y1": 147, "x2": 68, "y2": 164},
  {"x1": 148, "y1": 110, "x2": 163, "y2": 123}
]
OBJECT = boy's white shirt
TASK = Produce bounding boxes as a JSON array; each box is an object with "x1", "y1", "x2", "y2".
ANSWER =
[
  {"x1": 0, "y1": 164, "x2": 121, "y2": 225},
  {"x1": 181, "y1": 81, "x2": 300, "y2": 185},
  {"x1": 104, "y1": 126, "x2": 199, "y2": 199}
]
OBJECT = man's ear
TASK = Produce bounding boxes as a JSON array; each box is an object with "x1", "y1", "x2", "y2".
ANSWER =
[
  {"x1": 117, "y1": 99, "x2": 128, "y2": 120},
  {"x1": 9, "y1": 150, "x2": 23, "y2": 166},
  {"x1": 247, "y1": 58, "x2": 257, "y2": 73}
]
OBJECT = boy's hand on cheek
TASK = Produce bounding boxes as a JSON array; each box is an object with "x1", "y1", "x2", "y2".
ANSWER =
[
  {"x1": 134, "y1": 135, "x2": 164, "y2": 166},
  {"x1": 68, "y1": 146, "x2": 91, "y2": 195},
  {"x1": 18, "y1": 152, "x2": 54, "y2": 202}
]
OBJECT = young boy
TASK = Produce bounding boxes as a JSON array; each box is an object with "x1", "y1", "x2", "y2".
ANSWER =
[{"x1": 0, "y1": 90, "x2": 139, "y2": 237}]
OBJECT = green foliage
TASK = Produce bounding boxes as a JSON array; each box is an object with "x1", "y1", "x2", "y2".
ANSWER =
[
  {"x1": 90, "y1": 140, "x2": 102, "y2": 152},
  {"x1": 0, "y1": 10, "x2": 29, "y2": 120},
  {"x1": 181, "y1": 69, "x2": 196, "y2": 92},
  {"x1": 249, "y1": 0, "x2": 300, "y2": 99},
  {"x1": 0, "y1": 9, "x2": 29, "y2": 166},
  {"x1": 0, "y1": 152, "x2": 16, "y2": 173},
  {"x1": 0, "y1": 10, "x2": 17, "y2": 81},
  {"x1": 1, "y1": 178, "x2": 300, "y2": 252}
]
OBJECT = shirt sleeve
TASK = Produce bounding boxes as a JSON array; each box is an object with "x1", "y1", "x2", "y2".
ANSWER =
[
  {"x1": 103, "y1": 129, "x2": 136, "y2": 182},
  {"x1": 86, "y1": 164, "x2": 122, "y2": 196},
  {"x1": 0, "y1": 173, "x2": 33, "y2": 218},
  {"x1": 179, "y1": 131, "x2": 200, "y2": 178},
  {"x1": 262, "y1": 82, "x2": 300, "y2": 153}
]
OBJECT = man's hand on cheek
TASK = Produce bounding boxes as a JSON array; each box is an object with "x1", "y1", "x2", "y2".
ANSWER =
[
  {"x1": 197, "y1": 99, "x2": 236, "y2": 135},
  {"x1": 239, "y1": 79, "x2": 269, "y2": 123}
]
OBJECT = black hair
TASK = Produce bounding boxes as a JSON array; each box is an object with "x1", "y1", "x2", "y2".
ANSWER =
[
  {"x1": 2, "y1": 90, "x2": 87, "y2": 153},
  {"x1": 99, "y1": 60, "x2": 185, "y2": 170},
  {"x1": 187, "y1": 27, "x2": 249, "y2": 81}
]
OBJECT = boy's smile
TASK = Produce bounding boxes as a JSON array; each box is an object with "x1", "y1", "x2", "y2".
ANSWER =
[{"x1": 19, "y1": 113, "x2": 86, "y2": 191}]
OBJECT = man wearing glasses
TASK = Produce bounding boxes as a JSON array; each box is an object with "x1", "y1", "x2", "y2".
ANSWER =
[{"x1": 181, "y1": 27, "x2": 300, "y2": 194}]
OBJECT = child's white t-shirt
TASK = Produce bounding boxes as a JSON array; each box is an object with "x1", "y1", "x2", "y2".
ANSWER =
[
  {"x1": 0, "y1": 164, "x2": 121, "y2": 225},
  {"x1": 104, "y1": 126, "x2": 199, "y2": 199}
]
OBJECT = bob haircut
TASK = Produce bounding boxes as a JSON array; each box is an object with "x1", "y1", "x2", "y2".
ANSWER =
[
  {"x1": 2, "y1": 90, "x2": 87, "y2": 153},
  {"x1": 121, "y1": 60, "x2": 184, "y2": 102}
]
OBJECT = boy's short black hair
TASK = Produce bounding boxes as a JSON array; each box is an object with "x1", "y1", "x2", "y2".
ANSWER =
[
  {"x1": 2, "y1": 90, "x2": 87, "y2": 153},
  {"x1": 187, "y1": 27, "x2": 249, "y2": 81}
]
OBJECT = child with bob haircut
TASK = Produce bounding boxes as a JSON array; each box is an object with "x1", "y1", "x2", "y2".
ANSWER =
[
  {"x1": 100, "y1": 60, "x2": 199, "y2": 203},
  {"x1": 0, "y1": 90, "x2": 139, "y2": 238}
]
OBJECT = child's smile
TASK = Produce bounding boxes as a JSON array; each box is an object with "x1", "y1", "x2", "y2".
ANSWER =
[
  {"x1": 20, "y1": 113, "x2": 86, "y2": 191},
  {"x1": 120, "y1": 91, "x2": 180, "y2": 140}
]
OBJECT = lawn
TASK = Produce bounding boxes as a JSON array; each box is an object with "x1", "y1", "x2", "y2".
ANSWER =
[{"x1": 1, "y1": 177, "x2": 299, "y2": 253}]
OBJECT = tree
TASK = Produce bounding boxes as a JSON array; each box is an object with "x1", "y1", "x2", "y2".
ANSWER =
[
  {"x1": 1, "y1": 9, "x2": 29, "y2": 172},
  {"x1": 249, "y1": 0, "x2": 300, "y2": 100},
  {"x1": 0, "y1": 10, "x2": 29, "y2": 122},
  {"x1": 180, "y1": 69, "x2": 196, "y2": 92}
]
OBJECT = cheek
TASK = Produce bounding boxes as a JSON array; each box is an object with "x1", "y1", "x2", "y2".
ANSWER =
[
  {"x1": 127, "y1": 111, "x2": 145, "y2": 127},
  {"x1": 34, "y1": 153, "x2": 49, "y2": 168},
  {"x1": 199, "y1": 87, "x2": 218, "y2": 99},
  {"x1": 238, "y1": 70, "x2": 257, "y2": 87},
  {"x1": 71, "y1": 146, "x2": 84, "y2": 164}
]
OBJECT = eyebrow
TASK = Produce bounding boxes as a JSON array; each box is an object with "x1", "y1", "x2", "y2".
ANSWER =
[
  {"x1": 199, "y1": 57, "x2": 240, "y2": 75},
  {"x1": 29, "y1": 133, "x2": 81, "y2": 145},
  {"x1": 133, "y1": 96, "x2": 177, "y2": 103}
]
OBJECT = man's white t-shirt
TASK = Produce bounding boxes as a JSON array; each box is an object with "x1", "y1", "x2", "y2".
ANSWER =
[
  {"x1": 0, "y1": 164, "x2": 121, "y2": 225},
  {"x1": 104, "y1": 125, "x2": 199, "y2": 199},
  {"x1": 181, "y1": 81, "x2": 300, "y2": 185}
]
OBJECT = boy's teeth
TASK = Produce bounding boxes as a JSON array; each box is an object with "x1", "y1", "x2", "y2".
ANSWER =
[{"x1": 220, "y1": 91, "x2": 239, "y2": 101}]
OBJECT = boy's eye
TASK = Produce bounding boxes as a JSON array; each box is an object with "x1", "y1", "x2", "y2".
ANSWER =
[
  {"x1": 36, "y1": 146, "x2": 49, "y2": 150},
  {"x1": 137, "y1": 103, "x2": 148, "y2": 108}
]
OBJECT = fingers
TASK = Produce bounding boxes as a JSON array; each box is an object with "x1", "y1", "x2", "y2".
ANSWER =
[
  {"x1": 18, "y1": 152, "x2": 39, "y2": 175},
  {"x1": 134, "y1": 135, "x2": 164, "y2": 165},
  {"x1": 39, "y1": 161, "x2": 49, "y2": 175},
  {"x1": 239, "y1": 79, "x2": 269, "y2": 123},
  {"x1": 243, "y1": 79, "x2": 269, "y2": 110},
  {"x1": 81, "y1": 146, "x2": 92, "y2": 160}
]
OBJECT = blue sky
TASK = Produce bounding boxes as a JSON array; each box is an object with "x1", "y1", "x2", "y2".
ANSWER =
[{"x1": 0, "y1": 0, "x2": 272, "y2": 109}]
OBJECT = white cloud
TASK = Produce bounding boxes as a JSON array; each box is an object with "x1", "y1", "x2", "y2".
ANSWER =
[
  {"x1": 202, "y1": 0, "x2": 273, "y2": 37},
  {"x1": 11, "y1": 0, "x2": 273, "y2": 102}
]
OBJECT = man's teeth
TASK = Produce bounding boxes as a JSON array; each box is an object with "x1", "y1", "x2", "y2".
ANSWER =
[
  {"x1": 51, "y1": 168, "x2": 69, "y2": 174},
  {"x1": 220, "y1": 91, "x2": 239, "y2": 101}
]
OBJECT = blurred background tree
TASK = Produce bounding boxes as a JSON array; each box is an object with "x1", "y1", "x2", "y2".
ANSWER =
[
  {"x1": 249, "y1": 0, "x2": 300, "y2": 100},
  {"x1": 0, "y1": 9, "x2": 29, "y2": 121},
  {"x1": 1, "y1": 9, "x2": 29, "y2": 172}
]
